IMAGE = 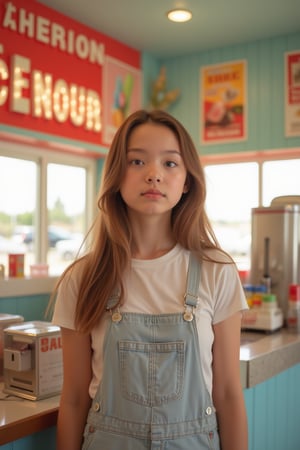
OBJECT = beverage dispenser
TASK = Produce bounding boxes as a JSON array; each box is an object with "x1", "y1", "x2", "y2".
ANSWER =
[{"x1": 250, "y1": 196, "x2": 300, "y2": 321}]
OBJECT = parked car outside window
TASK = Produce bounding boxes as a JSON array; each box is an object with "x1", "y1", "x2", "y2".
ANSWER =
[
  {"x1": 0, "y1": 235, "x2": 26, "y2": 254},
  {"x1": 55, "y1": 233, "x2": 85, "y2": 260},
  {"x1": 17, "y1": 226, "x2": 73, "y2": 248}
]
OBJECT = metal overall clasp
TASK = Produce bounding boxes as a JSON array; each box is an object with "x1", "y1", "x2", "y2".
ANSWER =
[
  {"x1": 183, "y1": 293, "x2": 199, "y2": 322},
  {"x1": 111, "y1": 307, "x2": 122, "y2": 323}
]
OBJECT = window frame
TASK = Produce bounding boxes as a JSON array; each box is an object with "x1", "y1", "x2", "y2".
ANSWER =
[
  {"x1": 201, "y1": 147, "x2": 300, "y2": 207},
  {"x1": 0, "y1": 140, "x2": 97, "y2": 293},
  {"x1": 201, "y1": 147, "x2": 300, "y2": 272}
]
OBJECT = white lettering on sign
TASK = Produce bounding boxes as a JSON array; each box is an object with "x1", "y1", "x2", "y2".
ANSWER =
[
  {"x1": 2, "y1": 1, "x2": 105, "y2": 66},
  {"x1": 11, "y1": 54, "x2": 30, "y2": 114},
  {"x1": 0, "y1": 44, "x2": 9, "y2": 106},
  {"x1": 0, "y1": 50, "x2": 102, "y2": 132}
]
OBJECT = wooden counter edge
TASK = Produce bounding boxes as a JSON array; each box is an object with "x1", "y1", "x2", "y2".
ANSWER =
[{"x1": 0, "y1": 406, "x2": 58, "y2": 445}]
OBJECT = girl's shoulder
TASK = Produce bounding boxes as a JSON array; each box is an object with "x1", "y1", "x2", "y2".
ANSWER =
[
  {"x1": 58, "y1": 255, "x2": 88, "y2": 291},
  {"x1": 197, "y1": 247, "x2": 235, "y2": 265}
]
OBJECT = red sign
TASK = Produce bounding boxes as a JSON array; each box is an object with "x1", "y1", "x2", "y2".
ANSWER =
[
  {"x1": 285, "y1": 51, "x2": 300, "y2": 137},
  {"x1": 0, "y1": 0, "x2": 141, "y2": 148}
]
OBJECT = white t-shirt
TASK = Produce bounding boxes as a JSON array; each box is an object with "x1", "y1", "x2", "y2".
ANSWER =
[{"x1": 52, "y1": 244, "x2": 248, "y2": 399}]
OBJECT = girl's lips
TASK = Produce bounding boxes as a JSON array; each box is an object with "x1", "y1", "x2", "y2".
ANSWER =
[{"x1": 141, "y1": 189, "x2": 165, "y2": 198}]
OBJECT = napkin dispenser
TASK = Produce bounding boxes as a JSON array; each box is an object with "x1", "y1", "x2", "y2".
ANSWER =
[{"x1": 3, "y1": 321, "x2": 63, "y2": 400}]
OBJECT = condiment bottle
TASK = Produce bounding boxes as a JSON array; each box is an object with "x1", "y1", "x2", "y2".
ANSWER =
[
  {"x1": 262, "y1": 293, "x2": 277, "y2": 309},
  {"x1": 252, "y1": 285, "x2": 267, "y2": 308},
  {"x1": 243, "y1": 284, "x2": 254, "y2": 307},
  {"x1": 286, "y1": 284, "x2": 300, "y2": 333}
]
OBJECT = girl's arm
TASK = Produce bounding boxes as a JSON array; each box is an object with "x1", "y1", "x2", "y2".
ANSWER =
[
  {"x1": 56, "y1": 327, "x2": 92, "y2": 450},
  {"x1": 212, "y1": 312, "x2": 248, "y2": 450}
]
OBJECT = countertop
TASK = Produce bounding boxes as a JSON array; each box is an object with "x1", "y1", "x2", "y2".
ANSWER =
[
  {"x1": 240, "y1": 328, "x2": 300, "y2": 388},
  {"x1": 0, "y1": 388, "x2": 59, "y2": 445},
  {"x1": 0, "y1": 329, "x2": 300, "y2": 445}
]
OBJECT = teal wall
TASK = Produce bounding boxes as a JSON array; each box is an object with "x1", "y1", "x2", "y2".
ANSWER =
[
  {"x1": 142, "y1": 52, "x2": 161, "y2": 108},
  {"x1": 143, "y1": 32, "x2": 300, "y2": 155},
  {"x1": 0, "y1": 427, "x2": 55, "y2": 450},
  {"x1": 0, "y1": 294, "x2": 50, "y2": 321},
  {"x1": 244, "y1": 363, "x2": 300, "y2": 450}
]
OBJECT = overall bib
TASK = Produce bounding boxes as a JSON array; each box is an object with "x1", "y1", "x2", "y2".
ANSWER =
[{"x1": 82, "y1": 254, "x2": 220, "y2": 450}]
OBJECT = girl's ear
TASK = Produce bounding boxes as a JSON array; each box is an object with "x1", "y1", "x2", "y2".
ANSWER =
[{"x1": 183, "y1": 176, "x2": 190, "y2": 193}]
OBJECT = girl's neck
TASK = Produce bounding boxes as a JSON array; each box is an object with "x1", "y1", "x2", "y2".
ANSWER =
[
  {"x1": 129, "y1": 214, "x2": 176, "y2": 260},
  {"x1": 131, "y1": 242, "x2": 176, "y2": 260}
]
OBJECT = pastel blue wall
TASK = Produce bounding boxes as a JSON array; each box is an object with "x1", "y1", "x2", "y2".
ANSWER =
[
  {"x1": 142, "y1": 52, "x2": 161, "y2": 108},
  {"x1": 244, "y1": 363, "x2": 300, "y2": 450},
  {"x1": 0, "y1": 294, "x2": 50, "y2": 321},
  {"x1": 143, "y1": 32, "x2": 300, "y2": 155},
  {"x1": 0, "y1": 427, "x2": 55, "y2": 450}
]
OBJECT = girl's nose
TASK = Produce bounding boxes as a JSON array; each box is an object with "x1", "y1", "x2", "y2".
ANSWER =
[{"x1": 146, "y1": 174, "x2": 161, "y2": 183}]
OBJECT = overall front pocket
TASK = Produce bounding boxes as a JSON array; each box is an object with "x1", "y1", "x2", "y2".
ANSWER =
[{"x1": 119, "y1": 340, "x2": 185, "y2": 406}]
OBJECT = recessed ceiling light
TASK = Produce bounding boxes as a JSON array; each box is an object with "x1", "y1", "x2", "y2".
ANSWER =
[{"x1": 167, "y1": 9, "x2": 192, "y2": 23}]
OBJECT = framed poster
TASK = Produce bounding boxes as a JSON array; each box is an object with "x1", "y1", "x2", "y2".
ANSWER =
[
  {"x1": 285, "y1": 50, "x2": 300, "y2": 137},
  {"x1": 103, "y1": 56, "x2": 142, "y2": 145},
  {"x1": 200, "y1": 60, "x2": 247, "y2": 144}
]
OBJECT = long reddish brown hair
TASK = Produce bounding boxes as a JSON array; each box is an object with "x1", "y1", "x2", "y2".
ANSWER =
[{"x1": 52, "y1": 109, "x2": 226, "y2": 332}]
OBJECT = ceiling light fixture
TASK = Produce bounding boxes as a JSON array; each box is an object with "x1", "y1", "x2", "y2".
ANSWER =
[{"x1": 167, "y1": 8, "x2": 192, "y2": 23}]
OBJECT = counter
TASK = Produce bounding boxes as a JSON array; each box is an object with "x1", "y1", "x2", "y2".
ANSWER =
[
  {"x1": 0, "y1": 329, "x2": 299, "y2": 446},
  {"x1": 240, "y1": 328, "x2": 300, "y2": 388},
  {"x1": 0, "y1": 387, "x2": 59, "y2": 445}
]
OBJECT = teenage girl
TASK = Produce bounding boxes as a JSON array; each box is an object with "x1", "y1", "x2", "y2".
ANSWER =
[{"x1": 52, "y1": 109, "x2": 248, "y2": 450}]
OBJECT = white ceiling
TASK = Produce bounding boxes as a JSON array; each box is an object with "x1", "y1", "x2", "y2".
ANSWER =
[{"x1": 38, "y1": 0, "x2": 299, "y2": 58}]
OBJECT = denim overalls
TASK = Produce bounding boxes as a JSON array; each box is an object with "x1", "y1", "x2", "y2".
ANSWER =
[{"x1": 82, "y1": 254, "x2": 220, "y2": 450}]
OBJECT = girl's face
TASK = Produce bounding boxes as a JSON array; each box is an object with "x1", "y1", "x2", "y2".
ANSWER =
[{"x1": 120, "y1": 122, "x2": 188, "y2": 219}]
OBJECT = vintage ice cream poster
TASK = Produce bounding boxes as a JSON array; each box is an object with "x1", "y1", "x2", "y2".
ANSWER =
[
  {"x1": 200, "y1": 60, "x2": 247, "y2": 144},
  {"x1": 285, "y1": 51, "x2": 300, "y2": 137},
  {"x1": 102, "y1": 57, "x2": 142, "y2": 144}
]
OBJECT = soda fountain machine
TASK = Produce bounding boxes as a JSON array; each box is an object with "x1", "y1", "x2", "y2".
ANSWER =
[{"x1": 250, "y1": 196, "x2": 300, "y2": 323}]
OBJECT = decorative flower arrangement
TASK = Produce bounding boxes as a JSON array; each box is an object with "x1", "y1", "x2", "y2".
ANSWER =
[{"x1": 150, "y1": 67, "x2": 180, "y2": 110}]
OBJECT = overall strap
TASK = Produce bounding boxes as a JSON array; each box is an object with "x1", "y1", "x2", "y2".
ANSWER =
[
  {"x1": 184, "y1": 252, "x2": 201, "y2": 308},
  {"x1": 106, "y1": 290, "x2": 120, "y2": 311}
]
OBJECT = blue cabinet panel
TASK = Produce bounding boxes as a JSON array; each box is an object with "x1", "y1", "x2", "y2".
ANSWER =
[
  {"x1": 244, "y1": 364, "x2": 300, "y2": 450},
  {"x1": 0, "y1": 427, "x2": 56, "y2": 450}
]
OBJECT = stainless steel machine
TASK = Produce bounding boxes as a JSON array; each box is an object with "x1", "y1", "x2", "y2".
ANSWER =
[
  {"x1": 250, "y1": 196, "x2": 300, "y2": 321},
  {"x1": 0, "y1": 314, "x2": 24, "y2": 380},
  {"x1": 3, "y1": 321, "x2": 63, "y2": 400}
]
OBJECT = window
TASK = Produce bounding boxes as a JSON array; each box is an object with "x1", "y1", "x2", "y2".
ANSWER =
[
  {"x1": 205, "y1": 162, "x2": 258, "y2": 270},
  {"x1": 262, "y1": 159, "x2": 300, "y2": 206},
  {"x1": 0, "y1": 141, "x2": 96, "y2": 277},
  {"x1": 202, "y1": 150, "x2": 300, "y2": 273}
]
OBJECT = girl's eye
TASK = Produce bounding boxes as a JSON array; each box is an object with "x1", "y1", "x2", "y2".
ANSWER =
[
  {"x1": 129, "y1": 159, "x2": 144, "y2": 166},
  {"x1": 165, "y1": 161, "x2": 177, "y2": 168}
]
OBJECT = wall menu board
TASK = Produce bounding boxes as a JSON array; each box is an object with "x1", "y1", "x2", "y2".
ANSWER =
[
  {"x1": 285, "y1": 50, "x2": 300, "y2": 137},
  {"x1": 0, "y1": 0, "x2": 141, "y2": 150},
  {"x1": 200, "y1": 60, "x2": 247, "y2": 145}
]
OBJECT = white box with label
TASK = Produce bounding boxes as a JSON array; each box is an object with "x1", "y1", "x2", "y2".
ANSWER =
[{"x1": 3, "y1": 321, "x2": 63, "y2": 400}]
